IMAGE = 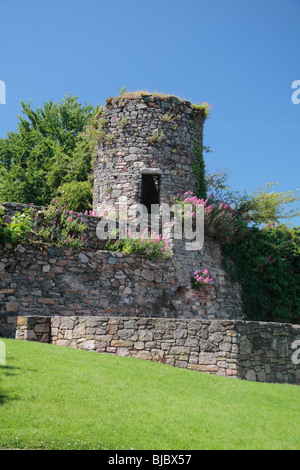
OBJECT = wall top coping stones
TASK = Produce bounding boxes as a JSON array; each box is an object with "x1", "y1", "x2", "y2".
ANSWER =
[
  {"x1": 105, "y1": 92, "x2": 207, "y2": 118},
  {"x1": 15, "y1": 315, "x2": 300, "y2": 330}
]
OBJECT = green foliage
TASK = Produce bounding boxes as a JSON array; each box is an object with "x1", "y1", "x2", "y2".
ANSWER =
[
  {"x1": 0, "y1": 207, "x2": 34, "y2": 244},
  {"x1": 206, "y1": 173, "x2": 300, "y2": 225},
  {"x1": 192, "y1": 139, "x2": 210, "y2": 200},
  {"x1": 117, "y1": 118, "x2": 128, "y2": 128},
  {"x1": 235, "y1": 183, "x2": 300, "y2": 224},
  {"x1": 161, "y1": 111, "x2": 176, "y2": 122},
  {"x1": 104, "y1": 230, "x2": 171, "y2": 261},
  {"x1": 55, "y1": 181, "x2": 93, "y2": 213},
  {"x1": 78, "y1": 107, "x2": 108, "y2": 160},
  {"x1": 148, "y1": 129, "x2": 164, "y2": 143},
  {"x1": 175, "y1": 191, "x2": 251, "y2": 244},
  {"x1": 0, "y1": 201, "x2": 88, "y2": 249},
  {"x1": 191, "y1": 101, "x2": 213, "y2": 120},
  {"x1": 0, "y1": 95, "x2": 96, "y2": 206},
  {"x1": 39, "y1": 200, "x2": 87, "y2": 249},
  {"x1": 221, "y1": 224, "x2": 300, "y2": 324},
  {"x1": 0, "y1": 208, "x2": 4, "y2": 241},
  {"x1": 119, "y1": 85, "x2": 127, "y2": 95}
]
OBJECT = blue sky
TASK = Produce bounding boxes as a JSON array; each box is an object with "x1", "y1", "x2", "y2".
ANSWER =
[{"x1": 0, "y1": 0, "x2": 299, "y2": 225}]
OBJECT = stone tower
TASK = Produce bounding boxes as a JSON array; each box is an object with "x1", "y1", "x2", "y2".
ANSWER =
[{"x1": 93, "y1": 92, "x2": 206, "y2": 214}]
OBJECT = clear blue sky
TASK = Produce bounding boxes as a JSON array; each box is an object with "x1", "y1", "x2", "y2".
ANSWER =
[{"x1": 0, "y1": 0, "x2": 299, "y2": 225}]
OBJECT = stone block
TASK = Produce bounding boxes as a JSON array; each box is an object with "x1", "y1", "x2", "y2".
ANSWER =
[{"x1": 6, "y1": 302, "x2": 20, "y2": 313}]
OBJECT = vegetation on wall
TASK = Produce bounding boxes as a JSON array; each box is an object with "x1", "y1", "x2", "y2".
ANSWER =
[
  {"x1": 176, "y1": 160, "x2": 300, "y2": 324},
  {"x1": 175, "y1": 190, "x2": 251, "y2": 244},
  {"x1": 221, "y1": 224, "x2": 300, "y2": 324},
  {"x1": 0, "y1": 207, "x2": 34, "y2": 244},
  {"x1": 104, "y1": 229, "x2": 171, "y2": 261},
  {"x1": 38, "y1": 200, "x2": 87, "y2": 249},
  {"x1": 191, "y1": 139, "x2": 209, "y2": 200},
  {"x1": 202, "y1": 172, "x2": 300, "y2": 324},
  {"x1": 0, "y1": 202, "x2": 88, "y2": 250}
]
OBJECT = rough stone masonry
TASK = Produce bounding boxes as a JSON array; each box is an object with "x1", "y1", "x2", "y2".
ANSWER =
[
  {"x1": 15, "y1": 315, "x2": 300, "y2": 384},
  {"x1": 1, "y1": 93, "x2": 299, "y2": 384}
]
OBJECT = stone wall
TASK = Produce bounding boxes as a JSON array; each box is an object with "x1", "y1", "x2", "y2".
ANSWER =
[
  {"x1": 15, "y1": 315, "x2": 300, "y2": 384},
  {"x1": 0, "y1": 237, "x2": 242, "y2": 338},
  {"x1": 1, "y1": 202, "x2": 105, "y2": 251}
]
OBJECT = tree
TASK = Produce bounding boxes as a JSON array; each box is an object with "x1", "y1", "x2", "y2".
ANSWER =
[
  {"x1": 0, "y1": 94, "x2": 96, "y2": 208},
  {"x1": 236, "y1": 183, "x2": 300, "y2": 225},
  {"x1": 206, "y1": 172, "x2": 300, "y2": 225},
  {"x1": 55, "y1": 181, "x2": 93, "y2": 213}
]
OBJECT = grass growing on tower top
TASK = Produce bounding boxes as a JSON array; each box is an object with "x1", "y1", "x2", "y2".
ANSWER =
[{"x1": 113, "y1": 90, "x2": 212, "y2": 117}]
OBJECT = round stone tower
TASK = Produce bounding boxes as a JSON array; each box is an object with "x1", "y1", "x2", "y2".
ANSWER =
[{"x1": 93, "y1": 92, "x2": 206, "y2": 214}]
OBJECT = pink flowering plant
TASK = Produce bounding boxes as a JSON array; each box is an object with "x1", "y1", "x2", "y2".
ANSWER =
[
  {"x1": 174, "y1": 190, "x2": 251, "y2": 243},
  {"x1": 191, "y1": 268, "x2": 214, "y2": 289},
  {"x1": 39, "y1": 199, "x2": 87, "y2": 249},
  {"x1": 104, "y1": 228, "x2": 171, "y2": 261}
]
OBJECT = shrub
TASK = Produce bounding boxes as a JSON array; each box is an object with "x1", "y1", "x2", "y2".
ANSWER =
[
  {"x1": 55, "y1": 181, "x2": 93, "y2": 213},
  {"x1": 174, "y1": 190, "x2": 251, "y2": 244},
  {"x1": 39, "y1": 200, "x2": 87, "y2": 249},
  {"x1": 104, "y1": 229, "x2": 171, "y2": 261},
  {"x1": 221, "y1": 224, "x2": 300, "y2": 324},
  {"x1": 0, "y1": 207, "x2": 34, "y2": 244}
]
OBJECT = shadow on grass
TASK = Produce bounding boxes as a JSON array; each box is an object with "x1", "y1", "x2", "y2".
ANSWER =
[{"x1": 0, "y1": 364, "x2": 23, "y2": 405}]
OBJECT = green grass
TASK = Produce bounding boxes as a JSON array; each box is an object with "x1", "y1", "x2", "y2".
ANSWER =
[{"x1": 0, "y1": 338, "x2": 299, "y2": 450}]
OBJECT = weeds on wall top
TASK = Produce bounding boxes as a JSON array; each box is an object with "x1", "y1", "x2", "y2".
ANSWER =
[
  {"x1": 39, "y1": 200, "x2": 87, "y2": 249},
  {"x1": 104, "y1": 228, "x2": 171, "y2": 261},
  {"x1": 0, "y1": 202, "x2": 88, "y2": 250},
  {"x1": 0, "y1": 206, "x2": 34, "y2": 244}
]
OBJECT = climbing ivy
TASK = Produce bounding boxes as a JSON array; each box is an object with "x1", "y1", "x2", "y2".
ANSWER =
[
  {"x1": 192, "y1": 138, "x2": 211, "y2": 199},
  {"x1": 221, "y1": 224, "x2": 300, "y2": 324}
]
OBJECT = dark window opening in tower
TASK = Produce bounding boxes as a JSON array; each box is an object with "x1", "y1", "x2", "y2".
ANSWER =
[{"x1": 141, "y1": 175, "x2": 160, "y2": 213}]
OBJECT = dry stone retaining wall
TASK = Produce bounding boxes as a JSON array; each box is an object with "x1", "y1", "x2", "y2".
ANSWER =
[
  {"x1": 0, "y1": 233, "x2": 242, "y2": 339},
  {"x1": 1, "y1": 202, "x2": 105, "y2": 251},
  {"x1": 15, "y1": 315, "x2": 300, "y2": 384}
]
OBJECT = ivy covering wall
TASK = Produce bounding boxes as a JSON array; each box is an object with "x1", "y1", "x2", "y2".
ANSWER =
[{"x1": 221, "y1": 225, "x2": 300, "y2": 324}]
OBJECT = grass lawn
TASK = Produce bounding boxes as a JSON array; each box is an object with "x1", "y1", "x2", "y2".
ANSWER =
[{"x1": 0, "y1": 338, "x2": 299, "y2": 450}]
